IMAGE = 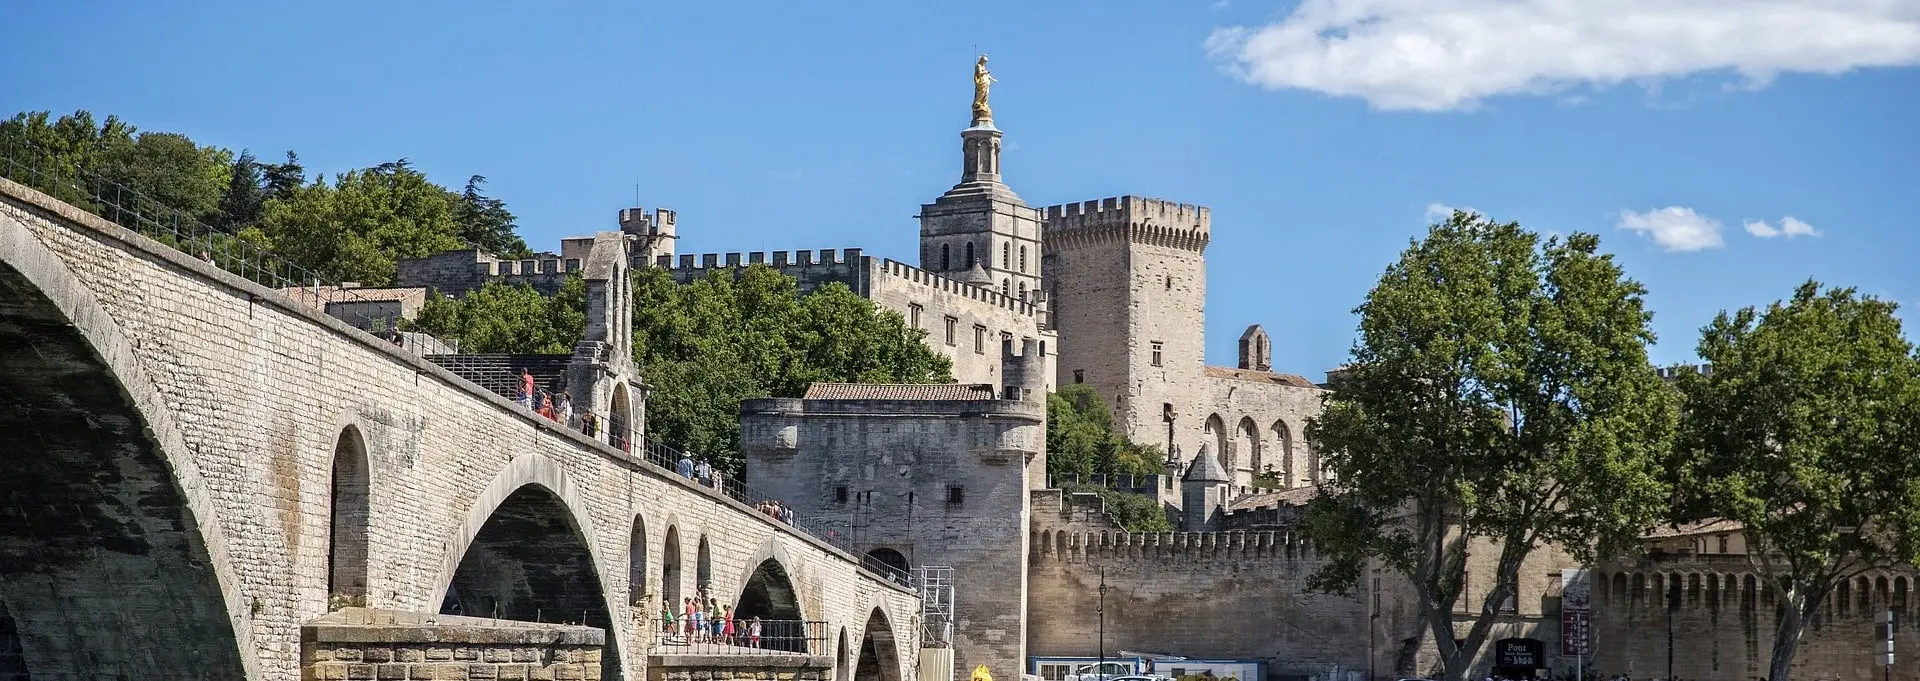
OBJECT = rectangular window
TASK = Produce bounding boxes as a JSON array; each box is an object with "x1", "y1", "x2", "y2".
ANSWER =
[
  {"x1": 1039, "y1": 340, "x2": 1047, "y2": 356},
  {"x1": 835, "y1": 486, "x2": 849, "y2": 504},
  {"x1": 1073, "y1": 369, "x2": 1085, "y2": 384},
  {"x1": 974, "y1": 325, "x2": 987, "y2": 354},
  {"x1": 909, "y1": 304, "x2": 923, "y2": 329},
  {"x1": 1717, "y1": 534, "x2": 1729, "y2": 553},
  {"x1": 1151, "y1": 341, "x2": 1164, "y2": 367},
  {"x1": 946, "y1": 485, "x2": 965, "y2": 505},
  {"x1": 944, "y1": 317, "x2": 957, "y2": 346}
]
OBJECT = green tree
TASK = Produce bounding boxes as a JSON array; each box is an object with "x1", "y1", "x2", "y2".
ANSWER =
[
  {"x1": 262, "y1": 151, "x2": 305, "y2": 200},
  {"x1": 629, "y1": 265, "x2": 953, "y2": 475},
  {"x1": 255, "y1": 160, "x2": 466, "y2": 284},
  {"x1": 98, "y1": 131, "x2": 231, "y2": 222},
  {"x1": 1671, "y1": 282, "x2": 1920, "y2": 681},
  {"x1": 1046, "y1": 384, "x2": 1165, "y2": 484},
  {"x1": 216, "y1": 150, "x2": 267, "y2": 230},
  {"x1": 411, "y1": 277, "x2": 587, "y2": 355},
  {"x1": 452, "y1": 175, "x2": 529, "y2": 258},
  {"x1": 1060, "y1": 481, "x2": 1172, "y2": 532},
  {"x1": 1304, "y1": 211, "x2": 1675, "y2": 681}
]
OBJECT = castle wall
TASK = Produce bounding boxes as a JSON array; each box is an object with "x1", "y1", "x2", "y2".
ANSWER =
[
  {"x1": 1026, "y1": 524, "x2": 1367, "y2": 681},
  {"x1": 1199, "y1": 374, "x2": 1327, "y2": 491},
  {"x1": 1590, "y1": 560, "x2": 1920, "y2": 681},
  {"x1": 742, "y1": 396, "x2": 1046, "y2": 681},
  {"x1": 869, "y1": 258, "x2": 1056, "y2": 401},
  {"x1": 653, "y1": 249, "x2": 873, "y2": 297}
]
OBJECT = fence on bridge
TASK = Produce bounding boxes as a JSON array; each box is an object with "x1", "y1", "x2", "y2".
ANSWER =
[
  {"x1": 647, "y1": 618, "x2": 828, "y2": 656},
  {"x1": 0, "y1": 133, "x2": 915, "y2": 593}
]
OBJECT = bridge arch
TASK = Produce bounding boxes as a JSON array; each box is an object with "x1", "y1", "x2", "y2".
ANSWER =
[
  {"x1": 627, "y1": 514, "x2": 648, "y2": 607},
  {"x1": 854, "y1": 607, "x2": 904, "y2": 681},
  {"x1": 0, "y1": 215, "x2": 256, "y2": 677},
  {"x1": 329, "y1": 424, "x2": 373, "y2": 606},
  {"x1": 435, "y1": 452, "x2": 626, "y2": 679},
  {"x1": 662, "y1": 524, "x2": 685, "y2": 610}
]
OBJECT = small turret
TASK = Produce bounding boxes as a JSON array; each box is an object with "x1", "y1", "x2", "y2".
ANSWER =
[
  {"x1": 1182, "y1": 443, "x2": 1231, "y2": 531},
  {"x1": 619, "y1": 206, "x2": 677, "y2": 263},
  {"x1": 1001, "y1": 337, "x2": 1044, "y2": 402},
  {"x1": 1239, "y1": 324, "x2": 1272, "y2": 372}
]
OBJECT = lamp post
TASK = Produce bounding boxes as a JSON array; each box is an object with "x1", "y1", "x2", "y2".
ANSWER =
[{"x1": 1098, "y1": 567, "x2": 1108, "y2": 681}]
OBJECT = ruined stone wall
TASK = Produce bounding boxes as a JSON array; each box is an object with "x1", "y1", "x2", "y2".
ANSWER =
[
  {"x1": 1026, "y1": 527, "x2": 1366, "y2": 681},
  {"x1": 0, "y1": 179, "x2": 919, "y2": 681},
  {"x1": 1197, "y1": 375, "x2": 1326, "y2": 491},
  {"x1": 742, "y1": 396, "x2": 1045, "y2": 681}
]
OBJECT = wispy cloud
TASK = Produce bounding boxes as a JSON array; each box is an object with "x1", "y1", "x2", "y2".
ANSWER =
[
  {"x1": 1204, "y1": 1, "x2": 1920, "y2": 111},
  {"x1": 1210, "y1": 0, "x2": 1231, "y2": 9},
  {"x1": 1424, "y1": 202, "x2": 1478, "y2": 222},
  {"x1": 1617, "y1": 207, "x2": 1725, "y2": 253},
  {"x1": 1743, "y1": 216, "x2": 1822, "y2": 239}
]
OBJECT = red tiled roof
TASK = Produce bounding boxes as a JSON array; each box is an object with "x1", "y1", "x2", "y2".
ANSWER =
[
  {"x1": 1204, "y1": 366, "x2": 1321, "y2": 388},
  {"x1": 802, "y1": 383, "x2": 997, "y2": 401},
  {"x1": 1642, "y1": 518, "x2": 1744, "y2": 539},
  {"x1": 1230, "y1": 485, "x2": 1321, "y2": 511}
]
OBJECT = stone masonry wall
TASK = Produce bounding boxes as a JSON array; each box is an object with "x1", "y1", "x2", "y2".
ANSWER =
[
  {"x1": 743, "y1": 397, "x2": 1045, "y2": 681},
  {"x1": 869, "y1": 258, "x2": 1056, "y2": 402},
  {"x1": 301, "y1": 608, "x2": 605, "y2": 681},
  {"x1": 0, "y1": 179, "x2": 919, "y2": 681},
  {"x1": 1198, "y1": 375, "x2": 1326, "y2": 491},
  {"x1": 1026, "y1": 526, "x2": 1367, "y2": 681}
]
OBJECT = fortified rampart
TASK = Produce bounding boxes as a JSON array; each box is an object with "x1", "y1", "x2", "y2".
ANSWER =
[
  {"x1": 1591, "y1": 558, "x2": 1920, "y2": 681},
  {"x1": 1040, "y1": 197, "x2": 1211, "y2": 252},
  {"x1": 654, "y1": 248, "x2": 874, "y2": 296},
  {"x1": 1026, "y1": 491, "x2": 1366, "y2": 681}
]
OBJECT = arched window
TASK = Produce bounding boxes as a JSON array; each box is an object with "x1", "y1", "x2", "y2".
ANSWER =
[
  {"x1": 661, "y1": 527, "x2": 682, "y2": 608},
  {"x1": 1019, "y1": 245, "x2": 1027, "y2": 272},
  {"x1": 697, "y1": 536, "x2": 713, "y2": 594},
  {"x1": 965, "y1": 242, "x2": 975, "y2": 268},
  {"x1": 1017, "y1": 281, "x2": 1027, "y2": 301},
  {"x1": 941, "y1": 244, "x2": 950, "y2": 270},
  {"x1": 1002, "y1": 242, "x2": 1010, "y2": 269},
  {"x1": 1001, "y1": 279, "x2": 1009, "y2": 296}
]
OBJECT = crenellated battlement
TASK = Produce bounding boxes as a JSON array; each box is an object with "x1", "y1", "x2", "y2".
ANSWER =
[
  {"x1": 877, "y1": 258, "x2": 1040, "y2": 318},
  {"x1": 1041, "y1": 196, "x2": 1211, "y2": 252},
  {"x1": 646, "y1": 248, "x2": 873, "y2": 296},
  {"x1": 1032, "y1": 528, "x2": 1317, "y2": 562},
  {"x1": 652, "y1": 247, "x2": 865, "y2": 271},
  {"x1": 1595, "y1": 559, "x2": 1920, "y2": 616}
]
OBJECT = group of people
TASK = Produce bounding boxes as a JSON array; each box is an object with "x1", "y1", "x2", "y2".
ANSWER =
[
  {"x1": 660, "y1": 595, "x2": 763, "y2": 648},
  {"x1": 515, "y1": 368, "x2": 611, "y2": 439},
  {"x1": 675, "y1": 451, "x2": 721, "y2": 490},
  {"x1": 755, "y1": 499, "x2": 795, "y2": 526}
]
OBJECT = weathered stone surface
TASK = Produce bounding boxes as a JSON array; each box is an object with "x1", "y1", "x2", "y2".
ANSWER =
[{"x1": 0, "y1": 176, "x2": 918, "y2": 681}]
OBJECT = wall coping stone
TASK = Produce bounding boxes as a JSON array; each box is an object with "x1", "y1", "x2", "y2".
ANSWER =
[
  {"x1": 648, "y1": 654, "x2": 834, "y2": 669},
  {"x1": 302, "y1": 608, "x2": 605, "y2": 646}
]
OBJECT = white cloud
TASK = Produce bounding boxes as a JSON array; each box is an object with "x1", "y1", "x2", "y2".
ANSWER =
[
  {"x1": 1424, "y1": 202, "x2": 1478, "y2": 221},
  {"x1": 1210, "y1": 0, "x2": 1231, "y2": 9},
  {"x1": 1617, "y1": 207, "x2": 1725, "y2": 252},
  {"x1": 1744, "y1": 215, "x2": 1822, "y2": 238},
  {"x1": 1204, "y1": 1, "x2": 1920, "y2": 111}
]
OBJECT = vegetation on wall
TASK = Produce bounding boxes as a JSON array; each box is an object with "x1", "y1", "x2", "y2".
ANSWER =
[
  {"x1": 1061, "y1": 482, "x2": 1172, "y2": 533},
  {"x1": 0, "y1": 109, "x2": 530, "y2": 286},
  {"x1": 1047, "y1": 383, "x2": 1170, "y2": 532}
]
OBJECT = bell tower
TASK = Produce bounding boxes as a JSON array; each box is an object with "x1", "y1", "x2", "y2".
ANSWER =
[{"x1": 919, "y1": 56, "x2": 1043, "y2": 303}]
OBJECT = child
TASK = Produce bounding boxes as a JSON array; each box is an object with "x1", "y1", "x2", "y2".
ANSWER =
[
  {"x1": 721, "y1": 605, "x2": 736, "y2": 645},
  {"x1": 748, "y1": 616, "x2": 763, "y2": 648}
]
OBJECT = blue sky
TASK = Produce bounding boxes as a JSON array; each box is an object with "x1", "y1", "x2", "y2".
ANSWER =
[{"x1": 4, "y1": 0, "x2": 1916, "y2": 376}]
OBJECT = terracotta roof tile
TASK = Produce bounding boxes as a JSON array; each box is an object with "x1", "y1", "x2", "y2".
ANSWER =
[{"x1": 802, "y1": 383, "x2": 997, "y2": 401}]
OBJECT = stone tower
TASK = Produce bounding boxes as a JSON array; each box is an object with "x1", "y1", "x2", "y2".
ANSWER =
[
  {"x1": 918, "y1": 91, "x2": 1044, "y2": 302},
  {"x1": 1181, "y1": 443, "x2": 1230, "y2": 531},
  {"x1": 619, "y1": 206, "x2": 677, "y2": 264},
  {"x1": 566, "y1": 231, "x2": 645, "y2": 446},
  {"x1": 1238, "y1": 324, "x2": 1272, "y2": 372},
  {"x1": 1041, "y1": 196, "x2": 1210, "y2": 455}
]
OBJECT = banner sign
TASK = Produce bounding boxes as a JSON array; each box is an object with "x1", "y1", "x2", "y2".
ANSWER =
[{"x1": 1561, "y1": 569, "x2": 1592, "y2": 656}]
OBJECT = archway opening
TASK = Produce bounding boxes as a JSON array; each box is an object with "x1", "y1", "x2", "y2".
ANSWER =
[
  {"x1": 696, "y1": 536, "x2": 713, "y2": 597},
  {"x1": 609, "y1": 383, "x2": 632, "y2": 451},
  {"x1": 661, "y1": 527, "x2": 683, "y2": 612},
  {"x1": 1203, "y1": 414, "x2": 1228, "y2": 471},
  {"x1": 628, "y1": 517, "x2": 648, "y2": 607},
  {"x1": 734, "y1": 559, "x2": 806, "y2": 652},
  {"x1": 440, "y1": 483, "x2": 620, "y2": 679},
  {"x1": 0, "y1": 261, "x2": 247, "y2": 677},
  {"x1": 835, "y1": 628, "x2": 853, "y2": 681},
  {"x1": 1271, "y1": 420, "x2": 1295, "y2": 488},
  {"x1": 329, "y1": 425, "x2": 372, "y2": 606},
  {"x1": 864, "y1": 548, "x2": 910, "y2": 576},
  {"x1": 1235, "y1": 417, "x2": 1259, "y2": 486},
  {"x1": 854, "y1": 609, "x2": 901, "y2": 681}
]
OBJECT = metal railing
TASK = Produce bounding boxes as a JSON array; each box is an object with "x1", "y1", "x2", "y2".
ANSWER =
[
  {"x1": 0, "y1": 133, "x2": 919, "y2": 592},
  {"x1": 0, "y1": 134, "x2": 445, "y2": 359},
  {"x1": 636, "y1": 437, "x2": 919, "y2": 590},
  {"x1": 647, "y1": 618, "x2": 826, "y2": 656}
]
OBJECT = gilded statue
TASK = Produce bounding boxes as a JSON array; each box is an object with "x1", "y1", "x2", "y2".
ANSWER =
[
  {"x1": 972, "y1": 55, "x2": 996, "y2": 121},
  {"x1": 971, "y1": 665, "x2": 994, "y2": 681}
]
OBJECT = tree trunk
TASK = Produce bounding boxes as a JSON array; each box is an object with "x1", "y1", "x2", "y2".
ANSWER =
[{"x1": 1767, "y1": 589, "x2": 1818, "y2": 681}]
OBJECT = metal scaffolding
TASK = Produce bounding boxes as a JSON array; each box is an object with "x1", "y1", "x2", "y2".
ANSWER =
[{"x1": 917, "y1": 566, "x2": 955, "y2": 648}]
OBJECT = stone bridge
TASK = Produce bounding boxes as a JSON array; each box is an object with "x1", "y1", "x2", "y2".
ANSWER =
[{"x1": 0, "y1": 177, "x2": 921, "y2": 680}]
